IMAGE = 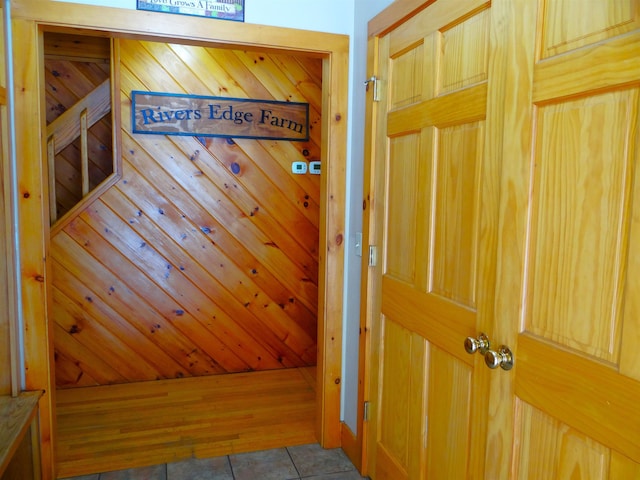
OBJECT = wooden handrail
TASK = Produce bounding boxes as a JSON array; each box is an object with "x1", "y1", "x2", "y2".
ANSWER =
[
  {"x1": 80, "y1": 108, "x2": 89, "y2": 196},
  {"x1": 47, "y1": 137, "x2": 57, "y2": 222},
  {"x1": 46, "y1": 79, "x2": 111, "y2": 222},
  {"x1": 46, "y1": 78, "x2": 111, "y2": 155}
]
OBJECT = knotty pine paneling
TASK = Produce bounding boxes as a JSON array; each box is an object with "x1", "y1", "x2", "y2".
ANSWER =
[
  {"x1": 44, "y1": 33, "x2": 113, "y2": 219},
  {"x1": 51, "y1": 38, "x2": 322, "y2": 388}
]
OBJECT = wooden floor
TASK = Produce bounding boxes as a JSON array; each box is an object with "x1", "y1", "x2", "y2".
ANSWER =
[{"x1": 55, "y1": 367, "x2": 317, "y2": 478}]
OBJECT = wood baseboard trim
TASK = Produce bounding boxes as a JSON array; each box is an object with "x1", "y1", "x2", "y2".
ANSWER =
[{"x1": 340, "y1": 421, "x2": 362, "y2": 473}]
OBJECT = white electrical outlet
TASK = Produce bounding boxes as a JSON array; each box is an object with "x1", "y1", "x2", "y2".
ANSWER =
[{"x1": 292, "y1": 161, "x2": 307, "y2": 174}]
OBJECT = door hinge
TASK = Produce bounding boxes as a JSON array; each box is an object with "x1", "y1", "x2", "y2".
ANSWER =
[
  {"x1": 364, "y1": 76, "x2": 380, "y2": 102},
  {"x1": 363, "y1": 401, "x2": 371, "y2": 422},
  {"x1": 368, "y1": 245, "x2": 378, "y2": 267}
]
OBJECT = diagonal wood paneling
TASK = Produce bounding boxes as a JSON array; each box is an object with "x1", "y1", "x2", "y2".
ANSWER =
[
  {"x1": 51, "y1": 38, "x2": 322, "y2": 388},
  {"x1": 44, "y1": 33, "x2": 114, "y2": 218}
]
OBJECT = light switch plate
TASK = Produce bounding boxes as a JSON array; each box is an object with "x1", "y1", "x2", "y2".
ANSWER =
[{"x1": 355, "y1": 232, "x2": 362, "y2": 257}]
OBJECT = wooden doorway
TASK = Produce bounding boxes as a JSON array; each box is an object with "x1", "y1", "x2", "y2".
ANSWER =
[
  {"x1": 362, "y1": 0, "x2": 640, "y2": 478},
  {"x1": 10, "y1": 2, "x2": 348, "y2": 479},
  {"x1": 49, "y1": 34, "x2": 325, "y2": 476},
  {"x1": 48, "y1": 36, "x2": 322, "y2": 389}
]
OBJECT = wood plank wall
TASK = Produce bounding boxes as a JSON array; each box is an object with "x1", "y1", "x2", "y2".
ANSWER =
[
  {"x1": 44, "y1": 33, "x2": 113, "y2": 220},
  {"x1": 51, "y1": 38, "x2": 322, "y2": 388}
]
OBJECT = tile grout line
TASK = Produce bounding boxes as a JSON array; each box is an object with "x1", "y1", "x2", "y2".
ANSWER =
[
  {"x1": 61, "y1": 444, "x2": 368, "y2": 479},
  {"x1": 226, "y1": 454, "x2": 236, "y2": 480},
  {"x1": 285, "y1": 446, "x2": 302, "y2": 479}
]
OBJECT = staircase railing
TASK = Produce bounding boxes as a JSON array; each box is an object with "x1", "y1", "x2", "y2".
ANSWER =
[{"x1": 46, "y1": 78, "x2": 111, "y2": 222}]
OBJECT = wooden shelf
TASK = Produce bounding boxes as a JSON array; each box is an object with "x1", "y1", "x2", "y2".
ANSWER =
[{"x1": 0, "y1": 391, "x2": 42, "y2": 477}]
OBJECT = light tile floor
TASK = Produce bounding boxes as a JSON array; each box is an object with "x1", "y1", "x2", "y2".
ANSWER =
[{"x1": 61, "y1": 444, "x2": 369, "y2": 480}]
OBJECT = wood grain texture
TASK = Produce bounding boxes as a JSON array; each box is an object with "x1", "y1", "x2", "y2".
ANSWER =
[
  {"x1": 432, "y1": 121, "x2": 483, "y2": 307},
  {"x1": 366, "y1": 1, "x2": 640, "y2": 479},
  {"x1": 366, "y1": 3, "x2": 493, "y2": 478},
  {"x1": 44, "y1": 32, "x2": 111, "y2": 62},
  {"x1": 44, "y1": 34, "x2": 114, "y2": 220},
  {"x1": 51, "y1": 39, "x2": 322, "y2": 388},
  {"x1": 12, "y1": 17, "x2": 58, "y2": 480},
  {"x1": 516, "y1": 334, "x2": 640, "y2": 464},
  {"x1": 357, "y1": 34, "x2": 386, "y2": 478},
  {"x1": 426, "y1": 346, "x2": 472, "y2": 479},
  {"x1": 46, "y1": 79, "x2": 110, "y2": 156},
  {"x1": 533, "y1": 31, "x2": 640, "y2": 105},
  {"x1": 620, "y1": 112, "x2": 640, "y2": 381},
  {"x1": 527, "y1": 90, "x2": 635, "y2": 361},
  {"x1": 514, "y1": 401, "x2": 610, "y2": 480},
  {"x1": 368, "y1": 0, "x2": 432, "y2": 37},
  {"x1": 539, "y1": 0, "x2": 639, "y2": 59},
  {"x1": 368, "y1": 0, "x2": 489, "y2": 38},
  {"x1": 439, "y1": 6, "x2": 490, "y2": 94},
  {"x1": 315, "y1": 48, "x2": 349, "y2": 449},
  {"x1": 0, "y1": 4, "x2": 10, "y2": 398},
  {"x1": 12, "y1": 3, "x2": 349, "y2": 477},
  {"x1": 387, "y1": 83, "x2": 487, "y2": 135},
  {"x1": 1, "y1": 422, "x2": 38, "y2": 480},
  {"x1": 385, "y1": 134, "x2": 419, "y2": 283},
  {"x1": 390, "y1": 44, "x2": 424, "y2": 110},
  {"x1": 485, "y1": 0, "x2": 640, "y2": 477},
  {"x1": 0, "y1": 392, "x2": 41, "y2": 477},
  {"x1": 55, "y1": 368, "x2": 317, "y2": 477},
  {"x1": 385, "y1": 0, "x2": 487, "y2": 56},
  {"x1": 481, "y1": 0, "x2": 538, "y2": 478},
  {"x1": 610, "y1": 451, "x2": 640, "y2": 478}
]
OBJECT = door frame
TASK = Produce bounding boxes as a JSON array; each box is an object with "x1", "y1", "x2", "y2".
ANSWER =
[{"x1": 10, "y1": 2, "x2": 349, "y2": 478}]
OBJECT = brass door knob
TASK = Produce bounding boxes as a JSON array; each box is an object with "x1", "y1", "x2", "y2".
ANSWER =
[
  {"x1": 464, "y1": 333, "x2": 490, "y2": 355},
  {"x1": 484, "y1": 346, "x2": 514, "y2": 371}
]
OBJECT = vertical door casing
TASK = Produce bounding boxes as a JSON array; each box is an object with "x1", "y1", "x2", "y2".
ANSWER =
[{"x1": 10, "y1": 2, "x2": 351, "y2": 476}]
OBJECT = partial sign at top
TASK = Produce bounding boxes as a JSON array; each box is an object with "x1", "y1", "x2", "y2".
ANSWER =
[
  {"x1": 137, "y1": 0, "x2": 244, "y2": 22},
  {"x1": 131, "y1": 91, "x2": 310, "y2": 142}
]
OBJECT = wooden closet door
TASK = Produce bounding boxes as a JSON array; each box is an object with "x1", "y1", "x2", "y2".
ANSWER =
[
  {"x1": 365, "y1": 1, "x2": 499, "y2": 478},
  {"x1": 488, "y1": 0, "x2": 640, "y2": 478},
  {"x1": 366, "y1": 0, "x2": 640, "y2": 479}
]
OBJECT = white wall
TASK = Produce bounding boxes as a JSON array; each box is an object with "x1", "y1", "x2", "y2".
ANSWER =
[
  {"x1": 53, "y1": 0, "x2": 394, "y2": 436},
  {"x1": 54, "y1": 0, "x2": 355, "y2": 34},
  {"x1": 342, "y1": 0, "x2": 393, "y2": 435}
]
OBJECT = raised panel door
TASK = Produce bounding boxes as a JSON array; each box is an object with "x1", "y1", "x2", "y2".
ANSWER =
[
  {"x1": 366, "y1": 1, "x2": 640, "y2": 479},
  {"x1": 487, "y1": 0, "x2": 640, "y2": 477},
  {"x1": 366, "y1": 1, "x2": 496, "y2": 478}
]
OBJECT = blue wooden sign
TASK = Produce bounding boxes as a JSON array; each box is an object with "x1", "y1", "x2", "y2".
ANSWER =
[{"x1": 131, "y1": 91, "x2": 310, "y2": 142}]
